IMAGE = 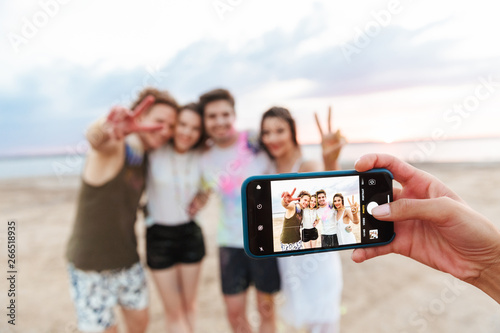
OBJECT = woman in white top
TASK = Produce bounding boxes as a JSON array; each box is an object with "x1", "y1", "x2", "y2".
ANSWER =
[
  {"x1": 302, "y1": 194, "x2": 320, "y2": 249},
  {"x1": 146, "y1": 103, "x2": 208, "y2": 333},
  {"x1": 259, "y1": 106, "x2": 345, "y2": 333},
  {"x1": 332, "y1": 193, "x2": 360, "y2": 245}
]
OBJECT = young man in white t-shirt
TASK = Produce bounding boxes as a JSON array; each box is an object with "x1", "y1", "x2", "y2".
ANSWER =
[
  {"x1": 316, "y1": 189, "x2": 340, "y2": 247},
  {"x1": 199, "y1": 89, "x2": 280, "y2": 333}
]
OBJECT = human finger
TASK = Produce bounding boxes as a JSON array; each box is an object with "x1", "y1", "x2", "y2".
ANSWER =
[
  {"x1": 371, "y1": 197, "x2": 461, "y2": 225},
  {"x1": 290, "y1": 188, "x2": 296, "y2": 197},
  {"x1": 314, "y1": 113, "x2": 324, "y2": 137},
  {"x1": 351, "y1": 244, "x2": 394, "y2": 263},
  {"x1": 393, "y1": 187, "x2": 402, "y2": 201},
  {"x1": 354, "y1": 154, "x2": 419, "y2": 187},
  {"x1": 107, "y1": 108, "x2": 119, "y2": 123},
  {"x1": 132, "y1": 95, "x2": 156, "y2": 118},
  {"x1": 131, "y1": 123, "x2": 165, "y2": 133},
  {"x1": 328, "y1": 106, "x2": 332, "y2": 133}
]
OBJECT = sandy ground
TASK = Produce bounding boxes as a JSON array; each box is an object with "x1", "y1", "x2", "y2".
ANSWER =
[{"x1": 1, "y1": 162, "x2": 500, "y2": 333}]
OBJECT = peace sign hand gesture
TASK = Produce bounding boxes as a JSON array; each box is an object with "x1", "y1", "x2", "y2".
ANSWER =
[
  {"x1": 347, "y1": 195, "x2": 359, "y2": 215},
  {"x1": 281, "y1": 188, "x2": 300, "y2": 207},
  {"x1": 315, "y1": 106, "x2": 346, "y2": 171},
  {"x1": 105, "y1": 95, "x2": 164, "y2": 140}
]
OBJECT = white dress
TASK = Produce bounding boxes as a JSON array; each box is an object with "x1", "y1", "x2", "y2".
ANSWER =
[
  {"x1": 336, "y1": 210, "x2": 357, "y2": 245},
  {"x1": 273, "y1": 160, "x2": 342, "y2": 332}
]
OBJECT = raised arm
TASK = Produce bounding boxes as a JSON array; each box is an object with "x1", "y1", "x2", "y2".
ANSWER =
[
  {"x1": 346, "y1": 195, "x2": 360, "y2": 224},
  {"x1": 86, "y1": 95, "x2": 161, "y2": 154},
  {"x1": 314, "y1": 106, "x2": 346, "y2": 171},
  {"x1": 281, "y1": 188, "x2": 300, "y2": 212}
]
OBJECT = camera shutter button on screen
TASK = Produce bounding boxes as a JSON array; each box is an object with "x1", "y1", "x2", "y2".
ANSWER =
[{"x1": 367, "y1": 201, "x2": 378, "y2": 215}]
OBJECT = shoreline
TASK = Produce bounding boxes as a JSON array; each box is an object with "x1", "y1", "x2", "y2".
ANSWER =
[{"x1": 2, "y1": 160, "x2": 500, "y2": 183}]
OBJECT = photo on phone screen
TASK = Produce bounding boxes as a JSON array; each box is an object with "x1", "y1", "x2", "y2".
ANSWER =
[
  {"x1": 271, "y1": 175, "x2": 361, "y2": 252},
  {"x1": 242, "y1": 169, "x2": 395, "y2": 258}
]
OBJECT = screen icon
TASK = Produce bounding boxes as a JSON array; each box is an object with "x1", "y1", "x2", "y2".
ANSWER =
[
  {"x1": 368, "y1": 179, "x2": 376, "y2": 186},
  {"x1": 257, "y1": 204, "x2": 262, "y2": 209},
  {"x1": 256, "y1": 185, "x2": 261, "y2": 190},
  {"x1": 258, "y1": 225, "x2": 264, "y2": 231},
  {"x1": 369, "y1": 229, "x2": 379, "y2": 239}
]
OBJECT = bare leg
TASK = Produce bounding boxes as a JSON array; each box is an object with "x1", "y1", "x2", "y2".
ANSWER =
[
  {"x1": 224, "y1": 292, "x2": 251, "y2": 333},
  {"x1": 178, "y1": 263, "x2": 203, "y2": 332},
  {"x1": 121, "y1": 307, "x2": 148, "y2": 333},
  {"x1": 256, "y1": 291, "x2": 276, "y2": 333},
  {"x1": 310, "y1": 239, "x2": 317, "y2": 248},
  {"x1": 151, "y1": 267, "x2": 190, "y2": 333},
  {"x1": 303, "y1": 241, "x2": 312, "y2": 249}
]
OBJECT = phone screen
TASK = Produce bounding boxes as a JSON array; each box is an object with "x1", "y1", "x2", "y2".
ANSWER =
[{"x1": 243, "y1": 170, "x2": 394, "y2": 257}]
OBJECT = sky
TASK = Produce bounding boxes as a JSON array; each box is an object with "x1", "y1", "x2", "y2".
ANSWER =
[
  {"x1": 1, "y1": 0, "x2": 499, "y2": 156},
  {"x1": 271, "y1": 175, "x2": 359, "y2": 214}
]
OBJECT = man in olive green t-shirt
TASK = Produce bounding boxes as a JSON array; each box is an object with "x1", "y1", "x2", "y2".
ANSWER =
[{"x1": 66, "y1": 88, "x2": 178, "y2": 333}]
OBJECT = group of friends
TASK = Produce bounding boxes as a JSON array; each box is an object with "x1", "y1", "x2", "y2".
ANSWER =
[
  {"x1": 65, "y1": 86, "x2": 500, "y2": 333},
  {"x1": 279, "y1": 189, "x2": 360, "y2": 252}
]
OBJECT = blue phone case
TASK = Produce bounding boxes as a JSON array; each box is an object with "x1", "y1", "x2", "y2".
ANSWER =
[{"x1": 241, "y1": 168, "x2": 395, "y2": 258}]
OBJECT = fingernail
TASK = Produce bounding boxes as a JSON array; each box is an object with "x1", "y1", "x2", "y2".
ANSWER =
[
  {"x1": 372, "y1": 204, "x2": 390, "y2": 217},
  {"x1": 354, "y1": 157, "x2": 361, "y2": 167}
]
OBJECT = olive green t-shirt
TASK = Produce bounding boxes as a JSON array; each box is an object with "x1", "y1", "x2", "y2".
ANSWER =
[
  {"x1": 280, "y1": 205, "x2": 302, "y2": 244},
  {"x1": 66, "y1": 144, "x2": 146, "y2": 271}
]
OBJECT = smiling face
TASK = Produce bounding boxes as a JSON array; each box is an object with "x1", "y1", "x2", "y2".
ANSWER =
[
  {"x1": 174, "y1": 108, "x2": 203, "y2": 153},
  {"x1": 138, "y1": 103, "x2": 177, "y2": 151},
  {"x1": 261, "y1": 116, "x2": 295, "y2": 159},
  {"x1": 203, "y1": 99, "x2": 236, "y2": 145},
  {"x1": 334, "y1": 195, "x2": 344, "y2": 210},
  {"x1": 310, "y1": 196, "x2": 317, "y2": 209},
  {"x1": 317, "y1": 192, "x2": 327, "y2": 207},
  {"x1": 300, "y1": 195, "x2": 310, "y2": 210}
]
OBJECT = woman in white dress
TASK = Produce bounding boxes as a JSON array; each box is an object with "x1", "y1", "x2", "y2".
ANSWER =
[
  {"x1": 302, "y1": 194, "x2": 320, "y2": 249},
  {"x1": 146, "y1": 103, "x2": 209, "y2": 333},
  {"x1": 259, "y1": 106, "x2": 345, "y2": 333},
  {"x1": 332, "y1": 193, "x2": 360, "y2": 245}
]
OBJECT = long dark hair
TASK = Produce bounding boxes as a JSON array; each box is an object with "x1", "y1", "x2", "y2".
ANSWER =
[
  {"x1": 259, "y1": 106, "x2": 299, "y2": 159},
  {"x1": 178, "y1": 102, "x2": 207, "y2": 149},
  {"x1": 333, "y1": 193, "x2": 344, "y2": 210}
]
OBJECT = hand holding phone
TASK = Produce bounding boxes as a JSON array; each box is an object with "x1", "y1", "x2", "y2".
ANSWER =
[{"x1": 242, "y1": 168, "x2": 395, "y2": 258}]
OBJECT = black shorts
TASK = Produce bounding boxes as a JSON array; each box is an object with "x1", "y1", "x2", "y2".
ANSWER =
[
  {"x1": 146, "y1": 221, "x2": 205, "y2": 270},
  {"x1": 321, "y1": 234, "x2": 339, "y2": 248},
  {"x1": 219, "y1": 247, "x2": 280, "y2": 295},
  {"x1": 302, "y1": 228, "x2": 319, "y2": 242}
]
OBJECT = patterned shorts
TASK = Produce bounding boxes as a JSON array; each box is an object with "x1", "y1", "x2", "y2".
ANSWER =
[
  {"x1": 67, "y1": 262, "x2": 148, "y2": 332},
  {"x1": 281, "y1": 240, "x2": 303, "y2": 251}
]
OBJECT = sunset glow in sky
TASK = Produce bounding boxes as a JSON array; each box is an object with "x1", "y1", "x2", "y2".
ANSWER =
[{"x1": 1, "y1": 0, "x2": 499, "y2": 155}]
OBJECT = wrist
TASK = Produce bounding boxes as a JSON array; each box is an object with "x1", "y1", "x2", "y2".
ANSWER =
[
  {"x1": 474, "y1": 261, "x2": 500, "y2": 303},
  {"x1": 87, "y1": 118, "x2": 110, "y2": 147}
]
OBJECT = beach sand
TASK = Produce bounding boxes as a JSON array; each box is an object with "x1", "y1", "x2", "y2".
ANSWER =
[{"x1": 1, "y1": 162, "x2": 500, "y2": 332}]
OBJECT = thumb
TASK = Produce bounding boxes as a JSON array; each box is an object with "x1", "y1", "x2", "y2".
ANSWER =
[{"x1": 372, "y1": 197, "x2": 459, "y2": 225}]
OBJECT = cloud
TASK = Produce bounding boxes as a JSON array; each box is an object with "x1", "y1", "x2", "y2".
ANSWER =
[{"x1": 1, "y1": 3, "x2": 498, "y2": 155}]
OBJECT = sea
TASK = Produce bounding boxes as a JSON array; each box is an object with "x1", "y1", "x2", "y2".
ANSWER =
[{"x1": 0, "y1": 137, "x2": 499, "y2": 180}]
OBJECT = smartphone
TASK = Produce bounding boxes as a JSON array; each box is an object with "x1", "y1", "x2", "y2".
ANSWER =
[{"x1": 242, "y1": 169, "x2": 395, "y2": 258}]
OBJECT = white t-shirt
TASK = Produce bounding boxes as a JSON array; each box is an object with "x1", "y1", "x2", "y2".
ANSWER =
[
  {"x1": 302, "y1": 208, "x2": 318, "y2": 229},
  {"x1": 201, "y1": 131, "x2": 271, "y2": 248},
  {"x1": 317, "y1": 205, "x2": 337, "y2": 235},
  {"x1": 146, "y1": 143, "x2": 202, "y2": 226}
]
